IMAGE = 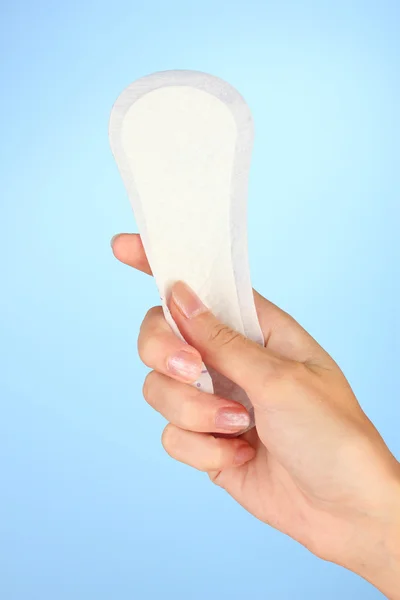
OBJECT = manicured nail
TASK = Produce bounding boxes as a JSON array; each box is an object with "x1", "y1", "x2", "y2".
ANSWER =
[
  {"x1": 110, "y1": 234, "x2": 120, "y2": 248},
  {"x1": 171, "y1": 281, "x2": 208, "y2": 319},
  {"x1": 234, "y1": 443, "x2": 255, "y2": 466},
  {"x1": 167, "y1": 350, "x2": 201, "y2": 381},
  {"x1": 215, "y1": 407, "x2": 251, "y2": 432}
]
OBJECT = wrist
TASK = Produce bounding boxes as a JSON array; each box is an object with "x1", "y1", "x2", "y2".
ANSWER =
[{"x1": 344, "y1": 465, "x2": 400, "y2": 599}]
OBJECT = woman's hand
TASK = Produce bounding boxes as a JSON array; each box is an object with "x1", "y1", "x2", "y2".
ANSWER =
[{"x1": 112, "y1": 233, "x2": 400, "y2": 599}]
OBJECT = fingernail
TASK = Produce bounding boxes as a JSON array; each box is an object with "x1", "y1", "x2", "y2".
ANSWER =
[
  {"x1": 110, "y1": 234, "x2": 120, "y2": 248},
  {"x1": 167, "y1": 350, "x2": 201, "y2": 382},
  {"x1": 171, "y1": 281, "x2": 208, "y2": 319},
  {"x1": 215, "y1": 407, "x2": 251, "y2": 432},
  {"x1": 234, "y1": 443, "x2": 255, "y2": 466}
]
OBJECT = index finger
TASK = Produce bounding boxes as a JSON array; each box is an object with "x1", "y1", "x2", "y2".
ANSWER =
[{"x1": 111, "y1": 233, "x2": 152, "y2": 275}]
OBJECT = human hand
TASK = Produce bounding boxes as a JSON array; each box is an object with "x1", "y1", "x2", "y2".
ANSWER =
[{"x1": 112, "y1": 233, "x2": 400, "y2": 599}]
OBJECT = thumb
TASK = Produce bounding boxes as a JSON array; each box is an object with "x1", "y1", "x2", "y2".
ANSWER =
[{"x1": 169, "y1": 281, "x2": 285, "y2": 394}]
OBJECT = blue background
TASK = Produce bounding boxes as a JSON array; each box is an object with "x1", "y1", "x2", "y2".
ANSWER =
[{"x1": 1, "y1": 1, "x2": 399, "y2": 598}]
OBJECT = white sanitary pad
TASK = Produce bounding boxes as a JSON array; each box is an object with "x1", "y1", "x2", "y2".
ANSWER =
[{"x1": 109, "y1": 70, "x2": 263, "y2": 422}]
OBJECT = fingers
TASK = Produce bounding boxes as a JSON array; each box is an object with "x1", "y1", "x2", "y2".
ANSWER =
[
  {"x1": 169, "y1": 281, "x2": 286, "y2": 394},
  {"x1": 138, "y1": 305, "x2": 202, "y2": 383},
  {"x1": 143, "y1": 371, "x2": 251, "y2": 434},
  {"x1": 111, "y1": 233, "x2": 331, "y2": 369},
  {"x1": 139, "y1": 302, "x2": 254, "y2": 471},
  {"x1": 161, "y1": 424, "x2": 255, "y2": 471},
  {"x1": 111, "y1": 233, "x2": 330, "y2": 369},
  {"x1": 111, "y1": 233, "x2": 152, "y2": 275}
]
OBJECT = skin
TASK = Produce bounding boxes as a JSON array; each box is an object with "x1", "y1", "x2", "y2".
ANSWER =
[{"x1": 112, "y1": 232, "x2": 400, "y2": 599}]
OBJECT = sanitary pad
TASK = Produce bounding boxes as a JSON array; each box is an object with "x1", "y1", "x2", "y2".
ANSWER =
[{"x1": 109, "y1": 70, "x2": 263, "y2": 423}]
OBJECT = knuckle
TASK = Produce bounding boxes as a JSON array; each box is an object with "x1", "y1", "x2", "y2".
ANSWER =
[
  {"x1": 145, "y1": 305, "x2": 161, "y2": 321},
  {"x1": 137, "y1": 306, "x2": 162, "y2": 361},
  {"x1": 161, "y1": 424, "x2": 179, "y2": 457},
  {"x1": 137, "y1": 332, "x2": 151, "y2": 363},
  {"x1": 142, "y1": 370, "x2": 158, "y2": 404},
  {"x1": 208, "y1": 323, "x2": 242, "y2": 348},
  {"x1": 208, "y1": 469, "x2": 225, "y2": 487},
  {"x1": 209, "y1": 438, "x2": 226, "y2": 470}
]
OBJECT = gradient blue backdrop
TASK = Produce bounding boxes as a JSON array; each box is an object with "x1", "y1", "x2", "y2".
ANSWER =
[{"x1": 0, "y1": 1, "x2": 399, "y2": 598}]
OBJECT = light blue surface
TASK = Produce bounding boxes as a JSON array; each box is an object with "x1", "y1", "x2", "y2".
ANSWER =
[{"x1": 0, "y1": 1, "x2": 399, "y2": 598}]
